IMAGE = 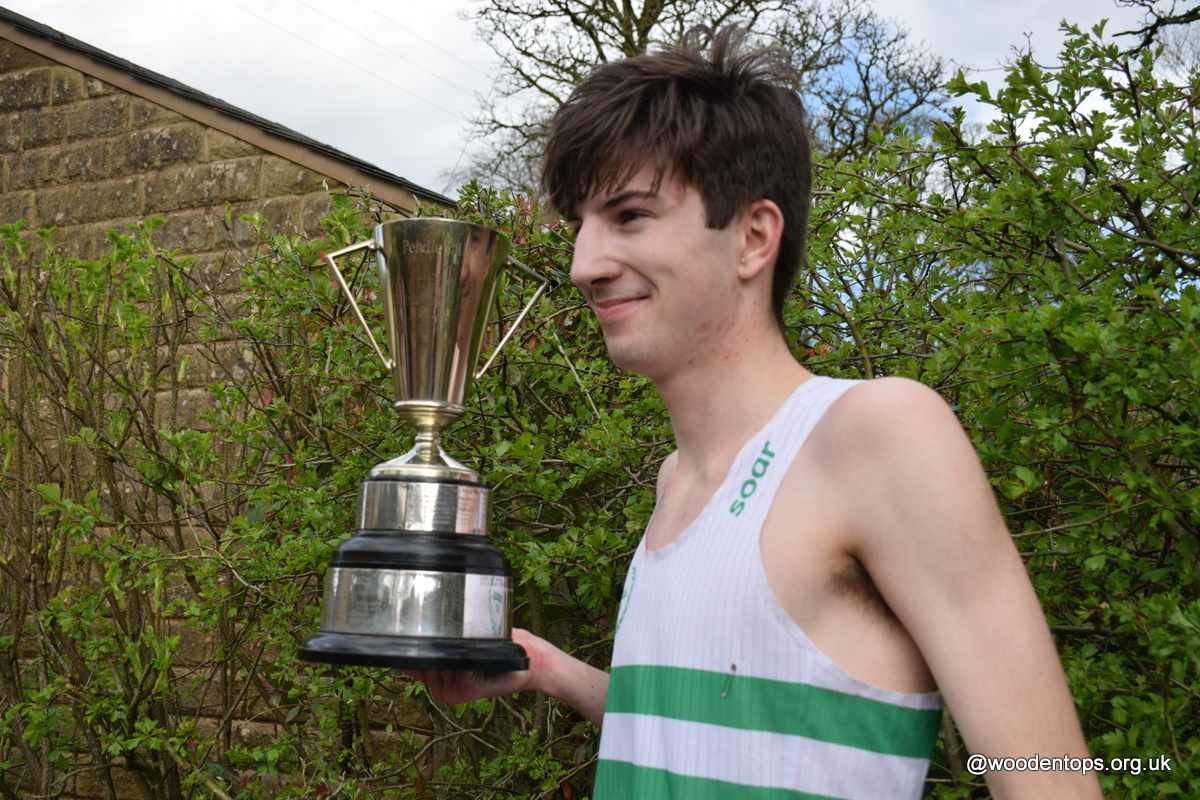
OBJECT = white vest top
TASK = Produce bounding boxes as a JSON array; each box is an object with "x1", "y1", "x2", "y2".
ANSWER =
[{"x1": 594, "y1": 377, "x2": 943, "y2": 800}]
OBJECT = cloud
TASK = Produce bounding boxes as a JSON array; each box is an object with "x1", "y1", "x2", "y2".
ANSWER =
[{"x1": 876, "y1": 0, "x2": 1146, "y2": 71}]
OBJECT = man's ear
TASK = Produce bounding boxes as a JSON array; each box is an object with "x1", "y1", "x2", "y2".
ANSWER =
[{"x1": 736, "y1": 199, "x2": 784, "y2": 282}]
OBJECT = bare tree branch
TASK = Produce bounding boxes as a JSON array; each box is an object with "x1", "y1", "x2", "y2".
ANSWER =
[
  {"x1": 1116, "y1": 0, "x2": 1200, "y2": 53},
  {"x1": 450, "y1": 0, "x2": 950, "y2": 191}
]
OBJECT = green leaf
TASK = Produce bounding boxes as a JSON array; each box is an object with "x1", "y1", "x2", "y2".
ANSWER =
[{"x1": 36, "y1": 484, "x2": 61, "y2": 505}]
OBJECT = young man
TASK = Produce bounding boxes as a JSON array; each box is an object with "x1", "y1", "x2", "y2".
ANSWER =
[{"x1": 407, "y1": 28, "x2": 1103, "y2": 800}]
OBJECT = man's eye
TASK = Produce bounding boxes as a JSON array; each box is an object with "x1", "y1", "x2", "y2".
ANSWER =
[{"x1": 618, "y1": 210, "x2": 646, "y2": 223}]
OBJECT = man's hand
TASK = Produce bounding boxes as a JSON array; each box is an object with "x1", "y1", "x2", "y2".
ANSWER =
[
  {"x1": 402, "y1": 628, "x2": 544, "y2": 704},
  {"x1": 401, "y1": 628, "x2": 610, "y2": 727}
]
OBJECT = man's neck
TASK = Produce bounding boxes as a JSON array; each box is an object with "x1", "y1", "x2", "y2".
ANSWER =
[{"x1": 654, "y1": 322, "x2": 812, "y2": 484}]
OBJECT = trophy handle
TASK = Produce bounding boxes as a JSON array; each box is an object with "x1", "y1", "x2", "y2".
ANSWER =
[
  {"x1": 323, "y1": 239, "x2": 391, "y2": 370},
  {"x1": 473, "y1": 256, "x2": 551, "y2": 380}
]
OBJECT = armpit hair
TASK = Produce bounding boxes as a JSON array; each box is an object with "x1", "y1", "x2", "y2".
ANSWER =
[{"x1": 830, "y1": 557, "x2": 900, "y2": 627}]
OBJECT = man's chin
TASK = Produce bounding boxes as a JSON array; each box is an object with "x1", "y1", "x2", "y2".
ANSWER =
[{"x1": 604, "y1": 343, "x2": 661, "y2": 378}]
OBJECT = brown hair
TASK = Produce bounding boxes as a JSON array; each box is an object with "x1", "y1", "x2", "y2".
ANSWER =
[{"x1": 541, "y1": 26, "x2": 812, "y2": 328}]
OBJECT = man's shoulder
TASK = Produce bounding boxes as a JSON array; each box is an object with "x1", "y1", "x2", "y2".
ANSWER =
[
  {"x1": 821, "y1": 374, "x2": 946, "y2": 413},
  {"x1": 813, "y1": 376, "x2": 962, "y2": 449},
  {"x1": 799, "y1": 376, "x2": 975, "y2": 492}
]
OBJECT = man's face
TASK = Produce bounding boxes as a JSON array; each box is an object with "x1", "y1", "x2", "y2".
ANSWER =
[{"x1": 568, "y1": 166, "x2": 746, "y2": 379}]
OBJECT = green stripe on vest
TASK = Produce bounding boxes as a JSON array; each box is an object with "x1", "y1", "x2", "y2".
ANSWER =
[
  {"x1": 606, "y1": 665, "x2": 940, "y2": 759},
  {"x1": 594, "y1": 760, "x2": 844, "y2": 800}
]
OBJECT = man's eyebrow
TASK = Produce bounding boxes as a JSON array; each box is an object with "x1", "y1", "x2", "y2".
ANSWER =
[
  {"x1": 567, "y1": 189, "x2": 660, "y2": 223},
  {"x1": 599, "y1": 190, "x2": 659, "y2": 211}
]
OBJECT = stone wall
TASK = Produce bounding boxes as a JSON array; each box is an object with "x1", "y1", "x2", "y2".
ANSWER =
[
  {"x1": 0, "y1": 36, "x2": 436, "y2": 800},
  {"x1": 0, "y1": 37, "x2": 361, "y2": 433},
  {"x1": 0, "y1": 38, "x2": 337, "y2": 283}
]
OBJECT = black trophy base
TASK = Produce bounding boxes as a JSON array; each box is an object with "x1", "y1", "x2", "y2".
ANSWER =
[{"x1": 299, "y1": 632, "x2": 529, "y2": 672}]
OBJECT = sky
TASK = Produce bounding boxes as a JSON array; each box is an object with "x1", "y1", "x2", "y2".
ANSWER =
[{"x1": 2, "y1": 0, "x2": 1152, "y2": 197}]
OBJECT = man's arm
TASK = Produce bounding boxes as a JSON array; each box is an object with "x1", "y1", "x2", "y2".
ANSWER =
[{"x1": 828, "y1": 377, "x2": 1102, "y2": 800}]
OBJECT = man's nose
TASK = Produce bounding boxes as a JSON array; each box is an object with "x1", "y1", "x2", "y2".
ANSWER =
[{"x1": 569, "y1": 224, "x2": 618, "y2": 292}]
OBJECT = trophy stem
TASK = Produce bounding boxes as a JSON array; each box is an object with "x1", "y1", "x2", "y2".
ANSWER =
[
  {"x1": 365, "y1": 401, "x2": 479, "y2": 483},
  {"x1": 412, "y1": 425, "x2": 443, "y2": 464}
]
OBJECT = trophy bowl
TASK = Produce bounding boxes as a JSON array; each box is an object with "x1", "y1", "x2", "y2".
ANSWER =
[{"x1": 298, "y1": 218, "x2": 548, "y2": 671}]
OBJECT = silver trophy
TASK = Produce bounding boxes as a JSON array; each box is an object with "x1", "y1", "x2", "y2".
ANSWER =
[{"x1": 298, "y1": 218, "x2": 548, "y2": 671}]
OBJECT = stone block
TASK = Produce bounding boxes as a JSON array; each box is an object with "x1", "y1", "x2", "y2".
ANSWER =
[
  {"x1": 0, "y1": 67, "x2": 52, "y2": 111},
  {"x1": 10, "y1": 140, "x2": 110, "y2": 189},
  {"x1": 172, "y1": 665, "x2": 231, "y2": 713},
  {"x1": 7, "y1": 147, "x2": 47, "y2": 189},
  {"x1": 72, "y1": 757, "x2": 145, "y2": 800},
  {"x1": 155, "y1": 387, "x2": 214, "y2": 430},
  {"x1": 35, "y1": 178, "x2": 140, "y2": 227},
  {"x1": 165, "y1": 618, "x2": 216, "y2": 665},
  {"x1": 50, "y1": 67, "x2": 84, "y2": 105},
  {"x1": 261, "y1": 155, "x2": 326, "y2": 196},
  {"x1": 189, "y1": 249, "x2": 243, "y2": 295},
  {"x1": 129, "y1": 96, "x2": 185, "y2": 128},
  {"x1": 207, "y1": 129, "x2": 262, "y2": 160},
  {"x1": 196, "y1": 474, "x2": 241, "y2": 511},
  {"x1": 57, "y1": 140, "x2": 111, "y2": 184},
  {"x1": 0, "y1": 190, "x2": 33, "y2": 228},
  {"x1": 85, "y1": 76, "x2": 120, "y2": 97},
  {"x1": 166, "y1": 340, "x2": 246, "y2": 389},
  {"x1": 233, "y1": 719, "x2": 282, "y2": 749},
  {"x1": 162, "y1": 570, "x2": 201, "y2": 607},
  {"x1": 0, "y1": 41, "x2": 53, "y2": 72},
  {"x1": 367, "y1": 687, "x2": 433, "y2": 731},
  {"x1": 22, "y1": 105, "x2": 65, "y2": 148},
  {"x1": 156, "y1": 207, "x2": 216, "y2": 253},
  {"x1": 44, "y1": 223, "x2": 103, "y2": 260},
  {"x1": 144, "y1": 157, "x2": 260, "y2": 214},
  {"x1": 226, "y1": 196, "x2": 301, "y2": 244},
  {"x1": 60, "y1": 219, "x2": 144, "y2": 259},
  {"x1": 14, "y1": 225, "x2": 45, "y2": 261},
  {"x1": 67, "y1": 94, "x2": 130, "y2": 140},
  {"x1": 301, "y1": 191, "x2": 334, "y2": 236},
  {"x1": 0, "y1": 112, "x2": 18, "y2": 152},
  {"x1": 111, "y1": 122, "x2": 204, "y2": 177},
  {"x1": 186, "y1": 712, "x2": 222, "y2": 742},
  {"x1": 181, "y1": 292, "x2": 247, "y2": 343}
]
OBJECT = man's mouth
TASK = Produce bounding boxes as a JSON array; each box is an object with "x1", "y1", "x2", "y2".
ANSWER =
[{"x1": 592, "y1": 296, "x2": 645, "y2": 319}]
